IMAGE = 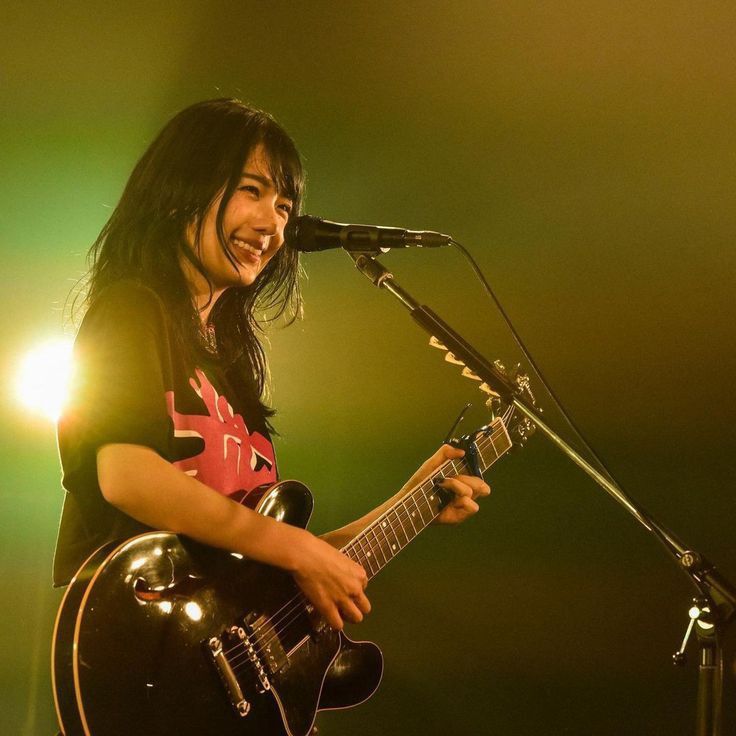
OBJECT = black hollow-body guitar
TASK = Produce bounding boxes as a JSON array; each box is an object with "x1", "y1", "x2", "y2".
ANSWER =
[{"x1": 52, "y1": 417, "x2": 513, "y2": 735}]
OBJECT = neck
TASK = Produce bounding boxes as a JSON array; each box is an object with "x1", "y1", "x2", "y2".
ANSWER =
[
  {"x1": 194, "y1": 290, "x2": 225, "y2": 326},
  {"x1": 180, "y1": 257, "x2": 227, "y2": 325},
  {"x1": 340, "y1": 417, "x2": 513, "y2": 580}
]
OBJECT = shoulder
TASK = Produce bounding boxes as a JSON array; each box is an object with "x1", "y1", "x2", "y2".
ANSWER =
[
  {"x1": 90, "y1": 279, "x2": 165, "y2": 312},
  {"x1": 83, "y1": 280, "x2": 168, "y2": 325},
  {"x1": 77, "y1": 280, "x2": 173, "y2": 347}
]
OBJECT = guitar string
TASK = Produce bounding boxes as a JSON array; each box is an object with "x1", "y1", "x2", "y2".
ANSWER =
[
  {"x1": 225, "y1": 424, "x2": 510, "y2": 668},
  {"x1": 225, "y1": 426, "x2": 510, "y2": 667},
  {"x1": 225, "y1": 474, "x2": 452, "y2": 671},
  {"x1": 224, "y1": 425, "x2": 511, "y2": 666},
  {"x1": 226, "y1": 484, "x2": 441, "y2": 671}
]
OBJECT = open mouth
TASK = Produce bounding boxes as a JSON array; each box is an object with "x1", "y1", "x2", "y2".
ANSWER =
[{"x1": 230, "y1": 237, "x2": 263, "y2": 264}]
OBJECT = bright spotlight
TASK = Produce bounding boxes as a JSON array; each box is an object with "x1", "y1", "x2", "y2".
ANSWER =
[{"x1": 15, "y1": 338, "x2": 75, "y2": 423}]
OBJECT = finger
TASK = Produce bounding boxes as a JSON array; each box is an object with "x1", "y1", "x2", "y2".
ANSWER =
[
  {"x1": 322, "y1": 603, "x2": 344, "y2": 631},
  {"x1": 441, "y1": 478, "x2": 473, "y2": 498},
  {"x1": 354, "y1": 591, "x2": 372, "y2": 615},
  {"x1": 440, "y1": 443, "x2": 465, "y2": 458},
  {"x1": 353, "y1": 563, "x2": 368, "y2": 588},
  {"x1": 446, "y1": 475, "x2": 490, "y2": 499},
  {"x1": 460, "y1": 476, "x2": 491, "y2": 498},
  {"x1": 477, "y1": 481, "x2": 491, "y2": 497},
  {"x1": 418, "y1": 444, "x2": 465, "y2": 477},
  {"x1": 340, "y1": 598, "x2": 365, "y2": 624},
  {"x1": 454, "y1": 497, "x2": 480, "y2": 514}
]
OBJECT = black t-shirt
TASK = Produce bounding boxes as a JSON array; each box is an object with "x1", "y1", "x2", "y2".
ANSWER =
[{"x1": 53, "y1": 280, "x2": 278, "y2": 586}]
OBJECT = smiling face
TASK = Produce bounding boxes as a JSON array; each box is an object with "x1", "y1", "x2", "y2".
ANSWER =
[{"x1": 184, "y1": 144, "x2": 294, "y2": 313}]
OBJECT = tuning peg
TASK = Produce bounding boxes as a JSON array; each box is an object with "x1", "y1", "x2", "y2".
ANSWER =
[
  {"x1": 444, "y1": 352, "x2": 465, "y2": 366},
  {"x1": 512, "y1": 417, "x2": 536, "y2": 443},
  {"x1": 479, "y1": 382, "x2": 501, "y2": 397},
  {"x1": 508, "y1": 362, "x2": 522, "y2": 380},
  {"x1": 484, "y1": 396, "x2": 501, "y2": 413},
  {"x1": 461, "y1": 366, "x2": 481, "y2": 381},
  {"x1": 429, "y1": 336, "x2": 447, "y2": 350}
]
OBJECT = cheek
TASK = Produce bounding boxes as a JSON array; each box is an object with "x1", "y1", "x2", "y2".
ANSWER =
[
  {"x1": 267, "y1": 238, "x2": 285, "y2": 260},
  {"x1": 261, "y1": 251, "x2": 277, "y2": 272}
]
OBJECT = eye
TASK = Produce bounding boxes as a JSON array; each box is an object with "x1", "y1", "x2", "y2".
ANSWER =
[
  {"x1": 239, "y1": 184, "x2": 260, "y2": 196},
  {"x1": 278, "y1": 202, "x2": 293, "y2": 215}
]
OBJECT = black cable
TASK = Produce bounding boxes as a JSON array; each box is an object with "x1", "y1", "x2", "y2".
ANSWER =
[
  {"x1": 449, "y1": 238, "x2": 621, "y2": 489},
  {"x1": 447, "y1": 239, "x2": 713, "y2": 595}
]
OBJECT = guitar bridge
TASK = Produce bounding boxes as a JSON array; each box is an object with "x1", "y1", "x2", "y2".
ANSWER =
[
  {"x1": 207, "y1": 623, "x2": 272, "y2": 719},
  {"x1": 207, "y1": 635, "x2": 251, "y2": 717}
]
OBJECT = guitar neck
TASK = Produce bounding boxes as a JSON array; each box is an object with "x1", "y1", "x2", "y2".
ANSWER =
[{"x1": 341, "y1": 418, "x2": 513, "y2": 580}]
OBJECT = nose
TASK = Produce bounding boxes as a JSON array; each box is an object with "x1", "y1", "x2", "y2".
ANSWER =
[{"x1": 252, "y1": 199, "x2": 280, "y2": 236}]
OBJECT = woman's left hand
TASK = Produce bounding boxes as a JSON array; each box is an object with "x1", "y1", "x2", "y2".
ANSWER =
[{"x1": 402, "y1": 444, "x2": 491, "y2": 525}]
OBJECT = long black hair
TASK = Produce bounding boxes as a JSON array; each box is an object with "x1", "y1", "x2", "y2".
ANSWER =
[{"x1": 82, "y1": 98, "x2": 305, "y2": 419}]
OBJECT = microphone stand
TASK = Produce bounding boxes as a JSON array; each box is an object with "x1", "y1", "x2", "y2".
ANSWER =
[{"x1": 347, "y1": 249, "x2": 736, "y2": 735}]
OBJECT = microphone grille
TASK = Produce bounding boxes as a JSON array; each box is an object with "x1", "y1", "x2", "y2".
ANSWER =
[{"x1": 285, "y1": 215, "x2": 322, "y2": 252}]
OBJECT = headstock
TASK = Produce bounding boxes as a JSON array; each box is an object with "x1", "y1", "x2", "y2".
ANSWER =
[{"x1": 428, "y1": 335, "x2": 537, "y2": 448}]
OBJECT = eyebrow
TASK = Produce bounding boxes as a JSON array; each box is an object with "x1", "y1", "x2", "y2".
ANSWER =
[
  {"x1": 239, "y1": 171, "x2": 293, "y2": 201},
  {"x1": 240, "y1": 172, "x2": 275, "y2": 188}
]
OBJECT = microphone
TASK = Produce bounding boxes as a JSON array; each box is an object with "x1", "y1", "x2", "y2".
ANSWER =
[{"x1": 285, "y1": 215, "x2": 453, "y2": 253}]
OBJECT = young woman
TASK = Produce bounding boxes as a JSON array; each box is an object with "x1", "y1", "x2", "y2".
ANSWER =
[{"x1": 54, "y1": 97, "x2": 489, "y2": 636}]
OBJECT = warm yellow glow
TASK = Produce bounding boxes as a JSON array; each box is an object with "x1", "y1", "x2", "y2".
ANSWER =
[{"x1": 15, "y1": 338, "x2": 75, "y2": 423}]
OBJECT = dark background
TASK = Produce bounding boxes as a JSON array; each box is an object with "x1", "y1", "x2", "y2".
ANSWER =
[{"x1": 1, "y1": 2, "x2": 734, "y2": 734}]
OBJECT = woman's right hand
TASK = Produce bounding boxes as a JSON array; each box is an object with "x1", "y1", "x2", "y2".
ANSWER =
[
  {"x1": 290, "y1": 529, "x2": 371, "y2": 631},
  {"x1": 96, "y1": 444, "x2": 370, "y2": 630}
]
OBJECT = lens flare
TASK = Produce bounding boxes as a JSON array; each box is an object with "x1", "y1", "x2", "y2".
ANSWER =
[{"x1": 15, "y1": 338, "x2": 75, "y2": 423}]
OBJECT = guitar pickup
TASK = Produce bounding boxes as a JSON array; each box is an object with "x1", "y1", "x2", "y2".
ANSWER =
[{"x1": 244, "y1": 612, "x2": 289, "y2": 675}]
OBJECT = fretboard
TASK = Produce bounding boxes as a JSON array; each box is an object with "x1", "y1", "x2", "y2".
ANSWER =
[{"x1": 341, "y1": 418, "x2": 513, "y2": 580}]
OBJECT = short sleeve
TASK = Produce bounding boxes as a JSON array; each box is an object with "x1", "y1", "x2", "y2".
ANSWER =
[{"x1": 59, "y1": 281, "x2": 173, "y2": 465}]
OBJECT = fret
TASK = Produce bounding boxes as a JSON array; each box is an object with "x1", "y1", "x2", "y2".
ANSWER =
[
  {"x1": 404, "y1": 495, "x2": 420, "y2": 536},
  {"x1": 490, "y1": 429, "x2": 511, "y2": 458},
  {"x1": 425, "y1": 486, "x2": 440, "y2": 517},
  {"x1": 357, "y1": 534, "x2": 377, "y2": 576},
  {"x1": 414, "y1": 485, "x2": 436, "y2": 526},
  {"x1": 386, "y1": 512, "x2": 404, "y2": 555},
  {"x1": 399, "y1": 497, "x2": 417, "y2": 539},
  {"x1": 389, "y1": 507, "x2": 410, "y2": 549},
  {"x1": 369, "y1": 522, "x2": 391, "y2": 567},
  {"x1": 369, "y1": 529, "x2": 389, "y2": 574},
  {"x1": 345, "y1": 539, "x2": 357, "y2": 563},
  {"x1": 411, "y1": 488, "x2": 437, "y2": 535},
  {"x1": 378, "y1": 517, "x2": 397, "y2": 561}
]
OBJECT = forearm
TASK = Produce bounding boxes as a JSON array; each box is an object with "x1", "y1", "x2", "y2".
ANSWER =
[
  {"x1": 97, "y1": 443, "x2": 306, "y2": 571},
  {"x1": 321, "y1": 485, "x2": 410, "y2": 549}
]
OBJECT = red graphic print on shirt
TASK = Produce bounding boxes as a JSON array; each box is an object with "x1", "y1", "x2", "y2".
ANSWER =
[{"x1": 165, "y1": 369, "x2": 276, "y2": 497}]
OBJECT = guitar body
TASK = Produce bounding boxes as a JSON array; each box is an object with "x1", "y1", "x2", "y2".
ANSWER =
[
  {"x1": 53, "y1": 419, "x2": 514, "y2": 735},
  {"x1": 53, "y1": 480, "x2": 384, "y2": 736}
]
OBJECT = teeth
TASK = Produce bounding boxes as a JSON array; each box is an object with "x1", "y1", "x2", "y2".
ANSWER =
[{"x1": 232, "y1": 238, "x2": 262, "y2": 256}]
